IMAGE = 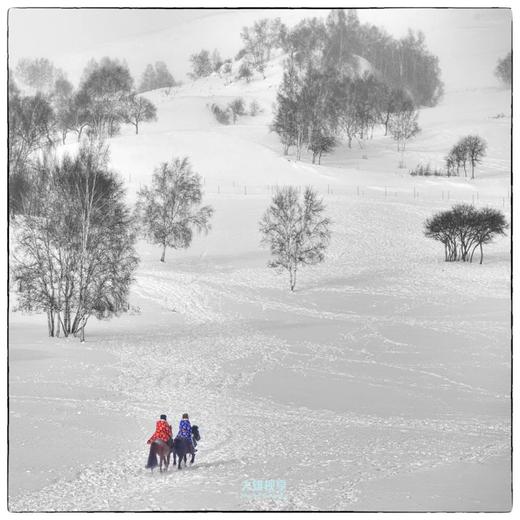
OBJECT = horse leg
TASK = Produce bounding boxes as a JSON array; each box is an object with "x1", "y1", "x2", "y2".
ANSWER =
[{"x1": 190, "y1": 451, "x2": 195, "y2": 465}]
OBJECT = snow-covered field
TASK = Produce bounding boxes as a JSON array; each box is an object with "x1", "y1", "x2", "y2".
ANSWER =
[{"x1": 8, "y1": 9, "x2": 511, "y2": 512}]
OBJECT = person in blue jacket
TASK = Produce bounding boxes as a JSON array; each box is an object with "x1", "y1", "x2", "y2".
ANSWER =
[{"x1": 177, "y1": 412, "x2": 196, "y2": 450}]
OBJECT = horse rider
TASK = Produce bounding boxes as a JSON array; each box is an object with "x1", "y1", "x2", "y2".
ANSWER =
[
  {"x1": 147, "y1": 414, "x2": 173, "y2": 449},
  {"x1": 177, "y1": 412, "x2": 196, "y2": 450}
]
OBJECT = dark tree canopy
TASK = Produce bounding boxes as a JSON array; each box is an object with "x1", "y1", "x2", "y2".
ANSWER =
[
  {"x1": 495, "y1": 51, "x2": 511, "y2": 87},
  {"x1": 139, "y1": 61, "x2": 176, "y2": 92},
  {"x1": 425, "y1": 204, "x2": 507, "y2": 264},
  {"x1": 189, "y1": 50, "x2": 213, "y2": 79}
]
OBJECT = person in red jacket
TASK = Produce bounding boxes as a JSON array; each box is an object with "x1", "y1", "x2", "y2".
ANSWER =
[{"x1": 147, "y1": 414, "x2": 173, "y2": 448}]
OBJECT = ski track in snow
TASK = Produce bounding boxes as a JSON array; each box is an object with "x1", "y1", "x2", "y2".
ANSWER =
[{"x1": 9, "y1": 26, "x2": 512, "y2": 510}]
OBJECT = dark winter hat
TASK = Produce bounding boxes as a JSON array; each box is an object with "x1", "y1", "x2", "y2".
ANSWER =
[
  {"x1": 160, "y1": 414, "x2": 167, "y2": 420},
  {"x1": 182, "y1": 413, "x2": 189, "y2": 419}
]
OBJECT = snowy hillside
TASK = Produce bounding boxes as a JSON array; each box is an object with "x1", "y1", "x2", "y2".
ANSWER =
[{"x1": 9, "y1": 8, "x2": 511, "y2": 512}]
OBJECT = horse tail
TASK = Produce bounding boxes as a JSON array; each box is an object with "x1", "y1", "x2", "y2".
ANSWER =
[{"x1": 146, "y1": 443, "x2": 158, "y2": 469}]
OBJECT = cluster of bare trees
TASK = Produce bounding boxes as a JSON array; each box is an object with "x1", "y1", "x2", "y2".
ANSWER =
[
  {"x1": 189, "y1": 49, "x2": 232, "y2": 79},
  {"x1": 9, "y1": 57, "x2": 158, "y2": 215},
  {"x1": 424, "y1": 204, "x2": 507, "y2": 264},
  {"x1": 138, "y1": 61, "x2": 177, "y2": 92},
  {"x1": 11, "y1": 144, "x2": 139, "y2": 339},
  {"x1": 445, "y1": 135, "x2": 487, "y2": 179},
  {"x1": 237, "y1": 18, "x2": 286, "y2": 78},
  {"x1": 272, "y1": 10, "x2": 422, "y2": 164}
]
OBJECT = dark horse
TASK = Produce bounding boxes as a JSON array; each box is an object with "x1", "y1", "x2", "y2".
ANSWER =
[
  {"x1": 173, "y1": 425, "x2": 201, "y2": 470},
  {"x1": 145, "y1": 439, "x2": 172, "y2": 472}
]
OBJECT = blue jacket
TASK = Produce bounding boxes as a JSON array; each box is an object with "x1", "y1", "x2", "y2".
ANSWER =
[{"x1": 178, "y1": 419, "x2": 192, "y2": 439}]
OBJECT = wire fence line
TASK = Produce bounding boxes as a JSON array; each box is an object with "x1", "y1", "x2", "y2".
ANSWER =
[{"x1": 189, "y1": 179, "x2": 511, "y2": 210}]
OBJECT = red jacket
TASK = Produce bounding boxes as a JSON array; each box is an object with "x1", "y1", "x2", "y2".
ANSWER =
[{"x1": 147, "y1": 419, "x2": 172, "y2": 444}]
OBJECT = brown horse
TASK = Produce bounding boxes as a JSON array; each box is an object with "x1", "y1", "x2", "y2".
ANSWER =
[{"x1": 145, "y1": 440, "x2": 172, "y2": 472}]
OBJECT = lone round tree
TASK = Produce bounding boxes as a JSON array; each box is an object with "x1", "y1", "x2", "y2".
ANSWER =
[
  {"x1": 259, "y1": 186, "x2": 331, "y2": 291},
  {"x1": 137, "y1": 157, "x2": 214, "y2": 262}
]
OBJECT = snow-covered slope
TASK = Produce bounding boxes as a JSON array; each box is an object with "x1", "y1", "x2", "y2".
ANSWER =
[{"x1": 9, "y1": 9, "x2": 512, "y2": 512}]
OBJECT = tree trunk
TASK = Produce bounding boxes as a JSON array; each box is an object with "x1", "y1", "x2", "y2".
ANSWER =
[
  {"x1": 160, "y1": 244, "x2": 167, "y2": 262},
  {"x1": 471, "y1": 163, "x2": 475, "y2": 180},
  {"x1": 135, "y1": 123, "x2": 139, "y2": 135},
  {"x1": 289, "y1": 267, "x2": 297, "y2": 292},
  {"x1": 47, "y1": 310, "x2": 55, "y2": 337},
  {"x1": 480, "y1": 243, "x2": 484, "y2": 264}
]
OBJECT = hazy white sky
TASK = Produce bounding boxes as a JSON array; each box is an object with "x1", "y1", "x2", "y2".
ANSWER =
[{"x1": 8, "y1": 8, "x2": 511, "y2": 91}]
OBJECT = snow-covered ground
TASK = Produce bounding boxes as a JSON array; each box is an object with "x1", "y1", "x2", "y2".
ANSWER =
[{"x1": 8, "y1": 10, "x2": 511, "y2": 512}]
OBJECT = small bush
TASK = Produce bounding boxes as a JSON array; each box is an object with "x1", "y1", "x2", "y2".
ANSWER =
[
  {"x1": 228, "y1": 98, "x2": 246, "y2": 123},
  {"x1": 249, "y1": 99, "x2": 261, "y2": 116},
  {"x1": 210, "y1": 103, "x2": 231, "y2": 125},
  {"x1": 409, "y1": 163, "x2": 445, "y2": 177},
  {"x1": 237, "y1": 62, "x2": 253, "y2": 82},
  {"x1": 220, "y1": 60, "x2": 232, "y2": 75}
]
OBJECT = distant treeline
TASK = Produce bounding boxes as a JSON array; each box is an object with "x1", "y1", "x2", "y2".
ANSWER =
[
  {"x1": 271, "y1": 9, "x2": 439, "y2": 162},
  {"x1": 9, "y1": 57, "x2": 171, "y2": 215}
]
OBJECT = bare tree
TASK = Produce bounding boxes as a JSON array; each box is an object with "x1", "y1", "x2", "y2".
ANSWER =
[
  {"x1": 259, "y1": 186, "x2": 331, "y2": 291},
  {"x1": 137, "y1": 157, "x2": 214, "y2": 262},
  {"x1": 461, "y1": 135, "x2": 487, "y2": 180},
  {"x1": 388, "y1": 109, "x2": 421, "y2": 152},
  {"x1": 121, "y1": 93, "x2": 157, "y2": 134}
]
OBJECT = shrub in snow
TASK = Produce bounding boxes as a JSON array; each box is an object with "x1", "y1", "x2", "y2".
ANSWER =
[
  {"x1": 228, "y1": 98, "x2": 246, "y2": 123},
  {"x1": 237, "y1": 62, "x2": 253, "y2": 82},
  {"x1": 136, "y1": 156, "x2": 214, "y2": 263},
  {"x1": 249, "y1": 99, "x2": 261, "y2": 116},
  {"x1": 409, "y1": 163, "x2": 445, "y2": 177},
  {"x1": 259, "y1": 186, "x2": 331, "y2": 291},
  {"x1": 424, "y1": 204, "x2": 507, "y2": 264},
  {"x1": 189, "y1": 49, "x2": 213, "y2": 79},
  {"x1": 209, "y1": 103, "x2": 232, "y2": 125}
]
